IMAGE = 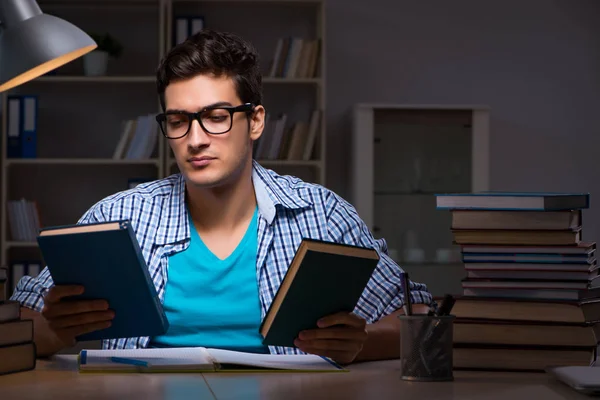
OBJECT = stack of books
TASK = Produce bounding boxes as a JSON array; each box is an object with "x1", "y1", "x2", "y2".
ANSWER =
[
  {"x1": 0, "y1": 301, "x2": 36, "y2": 375},
  {"x1": 435, "y1": 192, "x2": 599, "y2": 371}
]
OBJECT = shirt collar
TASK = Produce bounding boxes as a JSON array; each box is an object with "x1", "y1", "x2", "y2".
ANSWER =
[{"x1": 156, "y1": 160, "x2": 312, "y2": 245}]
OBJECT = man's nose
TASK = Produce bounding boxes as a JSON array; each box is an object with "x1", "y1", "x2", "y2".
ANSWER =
[{"x1": 187, "y1": 118, "x2": 211, "y2": 147}]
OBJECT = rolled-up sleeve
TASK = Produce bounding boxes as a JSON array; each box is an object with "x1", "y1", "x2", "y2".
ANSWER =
[
  {"x1": 9, "y1": 204, "x2": 106, "y2": 311},
  {"x1": 325, "y1": 191, "x2": 433, "y2": 323}
]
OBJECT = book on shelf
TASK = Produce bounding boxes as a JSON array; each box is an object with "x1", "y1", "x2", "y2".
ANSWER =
[
  {"x1": 78, "y1": 347, "x2": 344, "y2": 373},
  {"x1": 268, "y1": 37, "x2": 320, "y2": 79},
  {"x1": 255, "y1": 110, "x2": 321, "y2": 162},
  {"x1": 112, "y1": 114, "x2": 158, "y2": 160},
  {"x1": 6, "y1": 94, "x2": 38, "y2": 159},
  {"x1": 36, "y1": 220, "x2": 169, "y2": 341},
  {"x1": 7, "y1": 199, "x2": 41, "y2": 242},
  {"x1": 259, "y1": 238, "x2": 379, "y2": 348}
]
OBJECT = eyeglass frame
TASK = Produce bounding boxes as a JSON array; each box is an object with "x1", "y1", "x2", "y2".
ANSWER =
[{"x1": 155, "y1": 103, "x2": 256, "y2": 139}]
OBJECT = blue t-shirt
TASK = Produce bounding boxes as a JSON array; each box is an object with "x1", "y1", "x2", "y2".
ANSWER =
[{"x1": 151, "y1": 207, "x2": 268, "y2": 353}]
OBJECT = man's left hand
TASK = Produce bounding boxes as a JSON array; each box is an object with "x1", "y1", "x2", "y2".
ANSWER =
[{"x1": 294, "y1": 312, "x2": 368, "y2": 365}]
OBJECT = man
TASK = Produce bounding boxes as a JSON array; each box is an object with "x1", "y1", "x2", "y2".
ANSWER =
[{"x1": 11, "y1": 29, "x2": 432, "y2": 365}]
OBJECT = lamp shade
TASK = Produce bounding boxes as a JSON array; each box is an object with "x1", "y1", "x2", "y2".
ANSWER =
[{"x1": 0, "y1": 0, "x2": 97, "y2": 92}]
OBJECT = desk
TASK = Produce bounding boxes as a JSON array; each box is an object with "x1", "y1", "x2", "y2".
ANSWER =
[{"x1": 0, "y1": 356, "x2": 589, "y2": 400}]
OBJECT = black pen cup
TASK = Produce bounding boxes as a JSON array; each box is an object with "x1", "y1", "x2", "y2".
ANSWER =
[{"x1": 398, "y1": 314, "x2": 455, "y2": 381}]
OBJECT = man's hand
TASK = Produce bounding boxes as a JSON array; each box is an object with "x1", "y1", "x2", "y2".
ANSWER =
[
  {"x1": 41, "y1": 285, "x2": 114, "y2": 349},
  {"x1": 293, "y1": 312, "x2": 368, "y2": 365}
]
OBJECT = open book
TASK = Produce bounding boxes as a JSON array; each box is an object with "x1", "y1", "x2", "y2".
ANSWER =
[{"x1": 78, "y1": 347, "x2": 345, "y2": 373}]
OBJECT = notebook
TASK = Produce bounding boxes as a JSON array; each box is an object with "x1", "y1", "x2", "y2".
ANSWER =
[
  {"x1": 546, "y1": 366, "x2": 600, "y2": 395},
  {"x1": 78, "y1": 347, "x2": 345, "y2": 373},
  {"x1": 37, "y1": 220, "x2": 169, "y2": 341}
]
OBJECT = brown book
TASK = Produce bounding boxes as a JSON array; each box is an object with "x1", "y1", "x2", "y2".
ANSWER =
[
  {"x1": 450, "y1": 295, "x2": 600, "y2": 322},
  {"x1": 452, "y1": 228, "x2": 581, "y2": 246},
  {"x1": 259, "y1": 239, "x2": 379, "y2": 347},
  {"x1": 0, "y1": 300, "x2": 20, "y2": 323},
  {"x1": 451, "y1": 210, "x2": 581, "y2": 230},
  {"x1": 0, "y1": 342, "x2": 36, "y2": 376},
  {"x1": 461, "y1": 242, "x2": 596, "y2": 256},
  {"x1": 453, "y1": 318, "x2": 599, "y2": 347},
  {"x1": 0, "y1": 320, "x2": 33, "y2": 347},
  {"x1": 465, "y1": 266, "x2": 598, "y2": 281},
  {"x1": 453, "y1": 344, "x2": 595, "y2": 371}
]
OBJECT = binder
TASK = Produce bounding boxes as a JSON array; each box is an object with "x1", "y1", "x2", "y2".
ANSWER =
[
  {"x1": 5, "y1": 95, "x2": 37, "y2": 158},
  {"x1": 6, "y1": 96, "x2": 21, "y2": 158},
  {"x1": 20, "y1": 95, "x2": 37, "y2": 158}
]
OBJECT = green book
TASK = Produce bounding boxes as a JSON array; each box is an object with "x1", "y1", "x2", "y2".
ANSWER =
[{"x1": 260, "y1": 239, "x2": 379, "y2": 347}]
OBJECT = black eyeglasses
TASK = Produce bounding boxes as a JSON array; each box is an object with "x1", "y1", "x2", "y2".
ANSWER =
[{"x1": 155, "y1": 103, "x2": 255, "y2": 139}]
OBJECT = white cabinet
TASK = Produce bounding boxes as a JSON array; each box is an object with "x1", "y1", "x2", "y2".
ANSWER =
[{"x1": 351, "y1": 104, "x2": 490, "y2": 295}]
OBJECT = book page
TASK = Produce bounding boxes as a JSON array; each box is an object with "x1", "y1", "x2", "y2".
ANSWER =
[
  {"x1": 206, "y1": 348, "x2": 343, "y2": 371},
  {"x1": 80, "y1": 347, "x2": 215, "y2": 371}
]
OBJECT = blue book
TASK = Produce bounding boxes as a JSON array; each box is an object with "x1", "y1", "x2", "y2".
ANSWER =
[
  {"x1": 435, "y1": 192, "x2": 590, "y2": 211},
  {"x1": 36, "y1": 220, "x2": 169, "y2": 341}
]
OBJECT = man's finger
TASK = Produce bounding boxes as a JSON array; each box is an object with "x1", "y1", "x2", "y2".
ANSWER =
[
  {"x1": 61, "y1": 320, "x2": 112, "y2": 340},
  {"x1": 49, "y1": 310, "x2": 115, "y2": 330},
  {"x1": 295, "y1": 338, "x2": 360, "y2": 353},
  {"x1": 42, "y1": 299, "x2": 109, "y2": 318},
  {"x1": 299, "y1": 327, "x2": 367, "y2": 342},
  {"x1": 44, "y1": 285, "x2": 84, "y2": 303},
  {"x1": 317, "y1": 312, "x2": 366, "y2": 328}
]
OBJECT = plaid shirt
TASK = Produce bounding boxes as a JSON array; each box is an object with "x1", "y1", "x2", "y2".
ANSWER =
[{"x1": 11, "y1": 160, "x2": 432, "y2": 354}]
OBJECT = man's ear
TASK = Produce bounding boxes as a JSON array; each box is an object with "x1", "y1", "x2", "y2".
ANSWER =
[{"x1": 249, "y1": 105, "x2": 266, "y2": 142}]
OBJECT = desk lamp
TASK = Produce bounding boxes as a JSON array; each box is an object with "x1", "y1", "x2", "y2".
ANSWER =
[{"x1": 0, "y1": 0, "x2": 97, "y2": 92}]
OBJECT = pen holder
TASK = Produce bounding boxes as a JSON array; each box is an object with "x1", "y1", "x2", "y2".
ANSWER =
[{"x1": 398, "y1": 314, "x2": 455, "y2": 382}]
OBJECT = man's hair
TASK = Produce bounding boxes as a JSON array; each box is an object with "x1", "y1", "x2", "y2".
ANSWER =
[{"x1": 156, "y1": 29, "x2": 262, "y2": 110}]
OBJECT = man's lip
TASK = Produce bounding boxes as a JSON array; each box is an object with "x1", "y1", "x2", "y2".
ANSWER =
[{"x1": 188, "y1": 156, "x2": 215, "y2": 161}]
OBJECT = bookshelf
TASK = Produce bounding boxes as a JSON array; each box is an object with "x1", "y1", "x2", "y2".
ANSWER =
[
  {"x1": 0, "y1": 0, "x2": 326, "y2": 296},
  {"x1": 165, "y1": 0, "x2": 326, "y2": 185},
  {"x1": 351, "y1": 104, "x2": 490, "y2": 296}
]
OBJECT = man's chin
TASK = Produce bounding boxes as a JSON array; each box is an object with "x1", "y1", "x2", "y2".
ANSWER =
[{"x1": 183, "y1": 170, "x2": 225, "y2": 189}]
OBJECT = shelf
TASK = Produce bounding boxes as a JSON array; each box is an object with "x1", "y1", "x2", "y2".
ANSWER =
[
  {"x1": 262, "y1": 77, "x2": 321, "y2": 84},
  {"x1": 6, "y1": 159, "x2": 161, "y2": 166},
  {"x1": 173, "y1": 0, "x2": 322, "y2": 3},
  {"x1": 34, "y1": 76, "x2": 156, "y2": 83},
  {"x1": 32, "y1": 76, "x2": 321, "y2": 84}
]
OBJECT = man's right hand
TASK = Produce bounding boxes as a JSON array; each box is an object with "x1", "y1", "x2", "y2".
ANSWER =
[{"x1": 41, "y1": 285, "x2": 114, "y2": 349}]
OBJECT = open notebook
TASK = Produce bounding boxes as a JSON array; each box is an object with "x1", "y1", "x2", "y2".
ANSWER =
[{"x1": 78, "y1": 347, "x2": 345, "y2": 373}]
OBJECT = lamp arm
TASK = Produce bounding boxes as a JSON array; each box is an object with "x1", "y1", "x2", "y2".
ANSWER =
[{"x1": 0, "y1": 0, "x2": 42, "y2": 30}]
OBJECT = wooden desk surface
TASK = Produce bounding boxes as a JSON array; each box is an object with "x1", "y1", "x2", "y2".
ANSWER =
[{"x1": 0, "y1": 356, "x2": 589, "y2": 400}]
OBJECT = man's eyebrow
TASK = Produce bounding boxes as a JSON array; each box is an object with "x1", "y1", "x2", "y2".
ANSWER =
[{"x1": 165, "y1": 101, "x2": 233, "y2": 113}]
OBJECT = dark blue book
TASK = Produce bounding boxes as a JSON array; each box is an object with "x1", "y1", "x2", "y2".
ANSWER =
[
  {"x1": 259, "y1": 239, "x2": 379, "y2": 348},
  {"x1": 37, "y1": 220, "x2": 168, "y2": 341}
]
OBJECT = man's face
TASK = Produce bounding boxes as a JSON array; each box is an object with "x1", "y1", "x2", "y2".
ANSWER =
[{"x1": 163, "y1": 74, "x2": 264, "y2": 189}]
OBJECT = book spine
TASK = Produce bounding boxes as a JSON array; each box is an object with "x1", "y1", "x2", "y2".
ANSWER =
[{"x1": 124, "y1": 222, "x2": 168, "y2": 330}]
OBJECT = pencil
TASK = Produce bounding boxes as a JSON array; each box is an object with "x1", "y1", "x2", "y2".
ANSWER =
[{"x1": 400, "y1": 272, "x2": 413, "y2": 316}]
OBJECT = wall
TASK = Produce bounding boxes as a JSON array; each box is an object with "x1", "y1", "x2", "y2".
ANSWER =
[{"x1": 325, "y1": 0, "x2": 600, "y2": 242}]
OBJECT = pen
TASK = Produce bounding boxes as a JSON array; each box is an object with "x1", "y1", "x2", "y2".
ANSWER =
[
  {"x1": 400, "y1": 272, "x2": 413, "y2": 316},
  {"x1": 110, "y1": 356, "x2": 151, "y2": 368},
  {"x1": 435, "y1": 294, "x2": 456, "y2": 317}
]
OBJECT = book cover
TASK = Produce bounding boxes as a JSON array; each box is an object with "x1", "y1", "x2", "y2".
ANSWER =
[
  {"x1": 436, "y1": 191, "x2": 590, "y2": 211},
  {"x1": 36, "y1": 220, "x2": 169, "y2": 341},
  {"x1": 259, "y1": 238, "x2": 379, "y2": 348}
]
